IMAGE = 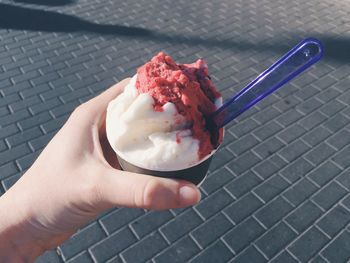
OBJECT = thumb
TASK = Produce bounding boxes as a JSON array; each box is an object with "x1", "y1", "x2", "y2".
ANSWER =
[{"x1": 96, "y1": 168, "x2": 201, "y2": 210}]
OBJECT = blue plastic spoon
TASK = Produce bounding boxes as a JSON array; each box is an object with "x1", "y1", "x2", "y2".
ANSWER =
[{"x1": 209, "y1": 38, "x2": 323, "y2": 132}]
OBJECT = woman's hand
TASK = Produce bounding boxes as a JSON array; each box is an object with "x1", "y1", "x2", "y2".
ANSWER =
[{"x1": 0, "y1": 78, "x2": 201, "y2": 262}]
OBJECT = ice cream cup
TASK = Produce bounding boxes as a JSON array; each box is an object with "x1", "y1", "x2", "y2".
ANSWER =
[{"x1": 116, "y1": 130, "x2": 224, "y2": 186}]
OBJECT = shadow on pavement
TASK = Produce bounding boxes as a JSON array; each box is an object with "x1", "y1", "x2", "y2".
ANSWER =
[
  {"x1": 1, "y1": 3, "x2": 348, "y2": 63},
  {"x1": 0, "y1": 3, "x2": 151, "y2": 36},
  {"x1": 13, "y1": 0, "x2": 75, "y2": 6}
]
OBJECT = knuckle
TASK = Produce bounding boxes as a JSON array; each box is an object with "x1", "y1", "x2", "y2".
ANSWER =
[{"x1": 138, "y1": 179, "x2": 163, "y2": 209}]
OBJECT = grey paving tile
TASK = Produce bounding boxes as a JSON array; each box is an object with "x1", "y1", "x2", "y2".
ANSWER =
[
  {"x1": 223, "y1": 217, "x2": 265, "y2": 254},
  {"x1": 253, "y1": 159, "x2": 280, "y2": 180},
  {"x1": 224, "y1": 192, "x2": 264, "y2": 224},
  {"x1": 279, "y1": 140, "x2": 311, "y2": 163},
  {"x1": 280, "y1": 158, "x2": 314, "y2": 183},
  {"x1": 285, "y1": 201, "x2": 323, "y2": 233},
  {"x1": 228, "y1": 133, "x2": 260, "y2": 157},
  {"x1": 231, "y1": 245, "x2": 267, "y2": 263},
  {"x1": 308, "y1": 161, "x2": 342, "y2": 187},
  {"x1": 254, "y1": 175, "x2": 290, "y2": 202},
  {"x1": 317, "y1": 205, "x2": 350, "y2": 237},
  {"x1": 201, "y1": 167, "x2": 235, "y2": 195},
  {"x1": 253, "y1": 121, "x2": 283, "y2": 141},
  {"x1": 321, "y1": 230, "x2": 350, "y2": 263},
  {"x1": 227, "y1": 150, "x2": 261, "y2": 175},
  {"x1": 160, "y1": 209, "x2": 202, "y2": 243},
  {"x1": 154, "y1": 236, "x2": 200, "y2": 263},
  {"x1": 312, "y1": 181, "x2": 348, "y2": 210},
  {"x1": 255, "y1": 197, "x2": 294, "y2": 228},
  {"x1": 66, "y1": 251, "x2": 93, "y2": 263},
  {"x1": 100, "y1": 208, "x2": 144, "y2": 235},
  {"x1": 189, "y1": 240, "x2": 233, "y2": 263},
  {"x1": 195, "y1": 187, "x2": 233, "y2": 218},
  {"x1": 283, "y1": 178, "x2": 319, "y2": 206},
  {"x1": 89, "y1": 227, "x2": 137, "y2": 262},
  {"x1": 225, "y1": 170, "x2": 262, "y2": 199},
  {"x1": 269, "y1": 251, "x2": 298, "y2": 263},
  {"x1": 120, "y1": 232, "x2": 167, "y2": 263},
  {"x1": 304, "y1": 142, "x2": 336, "y2": 166},
  {"x1": 59, "y1": 223, "x2": 106, "y2": 260},
  {"x1": 288, "y1": 227, "x2": 329, "y2": 262},
  {"x1": 191, "y1": 212, "x2": 233, "y2": 248},
  {"x1": 302, "y1": 126, "x2": 333, "y2": 147},
  {"x1": 256, "y1": 222, "x2": 297, "y2": 259},
  {"x1": 130, "y1": 210, "x2": 173, "y2": 239},
  {"x1": 253, "y1": 137, "x2": 285, "y2": 159}
]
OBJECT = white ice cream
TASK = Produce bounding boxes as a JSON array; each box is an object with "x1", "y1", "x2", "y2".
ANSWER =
[{"x1": 106, "y1": 75, "x2": 201, "y2": 171}]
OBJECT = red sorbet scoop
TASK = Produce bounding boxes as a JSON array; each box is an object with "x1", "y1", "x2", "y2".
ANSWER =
[{"x1": 136, "y1": 52, "x2": 223, "y2": 159}]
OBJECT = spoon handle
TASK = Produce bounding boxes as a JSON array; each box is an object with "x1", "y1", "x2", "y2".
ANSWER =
[{"x1": 211, "y1": 38, "x2": 323, "y2": 128}]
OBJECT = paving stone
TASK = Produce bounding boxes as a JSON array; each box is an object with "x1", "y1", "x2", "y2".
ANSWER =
[
  {"x1": 285, "y1": 201, "x2": 323, "y2": 233},
  {"x1": 305, "y1": 142, "x2": 337, "y2": 165},
  {"x1": 253, "y1": 159, "x2": 280, "y2": 180},
  {"x1": 256, "y1": 222, "x2": 297, "y2": 259},
  {"x1": 308, "y1": 161, "x2": 342, "y2": 187},
  {"x1": 283, "y1": 178, "x2": 319, "y2": 206},
  {"x1": 195, "y1": 188, "x2": 233, "y2": 219},
  {"x1": 201, "y1": 167, "x2": 234, "y2": 195},
  {"x1": 160, "y1": 209, "x2": 202, "y2": 243},
  {"x1": 154, "y1": 236, "x2": 200, "y2": 263},
  {"x1": 279, "y1": 140, "x2": 311, "y2": 163},
  {"x1": 254, "y1": 175, "x2": 290, "y2": 202},
  {"x1": 253, "y1": 121, "x2": 283, "y2": 141},
  {"x1": 253, "y1": 137, "x2": 285, "y2": 159},
  {"x1": 66, "y1": 251, "x2": 93, "y2": 263},
  {"x1": 6, "y1": 127, "x2": 42, "y2": 148},
  {"x1": 317, "y1": 205, "x2": 350, "y2": 237},
  {"x1": 100, "y1": 208, "x2": 144, "y2": 235},
  {"x1": 2, "y1": 174, "x2": 21, "y2": 190},
  {"x1": 191, "y1": 213, "x2": 233, "y2": 248},
  {"x1": 280, "y1": 158, "x2": 314, "y2": 183},
  {"x1": 224, "y1": 192, "x2": 264, "y2": 224},
  {"x1": 0, "y1": 161, "x2": 18, "y2": 180},
  {"x1": 89, "y1": 227, "x2": 137, "y2": 262},
  {"x1": 59, "y1": 223, "x2": 106, "y2": 260},
  {"x1": 130, "y1": 210, "x2": 173, "y2": 239},
  {"x1": 225, "y1": 170, "x2": 262, "y2": 199},
  {"x1": 312, "y1": 181, "x2": 348, "y2": 210},
  {"x1": 321, "y1": 230, "x2": 350, "y2": 263},
  {"x1": 228, "y1": 133, "x2": 260, "y2": 157},
  {"x1": 269, "y1": 251, "x2": 298, "y2": 263},
  {"x1": 227, "y1": 150, "x2": 261, "y2": 175},
  {"x1": 323, "y1": 113, "x2": 349, "y2": 132},
  {"x1": 302, "y1": 126, "x2": 332, "y2": 147},
  {"x1": 255, "y1": 197, "x2": 294, "y2": 228},
  {"x1": 231, "y1": 245, "x2": 267, "y2": 263},
  {"x1": 276, "y1": 109, "x2": 304, "y2": 128},
  {"x1": 327, "y1": 129, "x2": 350, "y2": 150},
  {"x1": 288, "y1": 227, "x2": 329, "y2": 262},
  {"x1": 298, "y1": 111, "x2": 328, "y2": 131},
  {"x1": 120, "y1": 232, "x2": 167, "y2": 263},
  {"x1": 223, "y1": 216, "x2": 265, "y2": 254},
  {"x1": 189, "y1": 240, "x2": 233, "y2": 263}
]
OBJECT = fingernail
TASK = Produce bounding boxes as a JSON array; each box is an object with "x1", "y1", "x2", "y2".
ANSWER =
[{"x1": 179, "y1": 185, "x2": 201, "y2": 205}]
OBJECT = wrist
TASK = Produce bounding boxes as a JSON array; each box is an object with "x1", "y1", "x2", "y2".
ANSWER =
[{"x1": 0, "y1": 188, "x2": 45, "y2": 262}]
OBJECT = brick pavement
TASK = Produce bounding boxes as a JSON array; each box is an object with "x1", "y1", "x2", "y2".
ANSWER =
[{"x1": 1, "y1": 0, "x2": 350, "y2": 262}]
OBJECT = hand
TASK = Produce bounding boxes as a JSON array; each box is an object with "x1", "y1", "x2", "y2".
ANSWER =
[{"x1": 0, "y1": 78, "x2": 201, "y2": 262}]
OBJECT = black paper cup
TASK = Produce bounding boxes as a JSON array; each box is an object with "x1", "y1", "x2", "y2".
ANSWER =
[{"x1": 117, "y1": 149, "x2": 217, "y2": 185}]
